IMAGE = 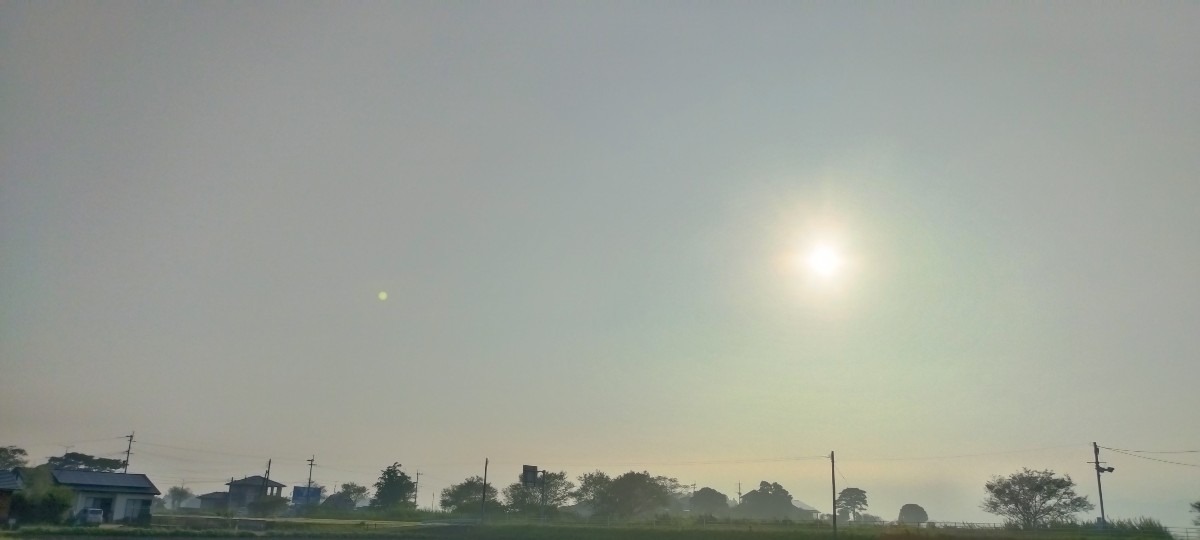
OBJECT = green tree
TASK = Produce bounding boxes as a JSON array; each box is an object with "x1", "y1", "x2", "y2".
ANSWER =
[
  {"x1": 46, "y1": 452, "x2": 126, "y2": 472},
  {"x1": 981, "y1": 468, "x2": 1093, "y2": 528},
  {"x1": 370, "y1": 462, "x2": 415, "y2": 509},
  {"x1": 339, "y1": 482, "x2": 370, "y2": 506},
  {"x1": 836, "y1": 488, "x2": 869, "y2": 521},
  {"x1": 690, "y1": 487, "x2": 729, "y2": 517},
  {"x1": 0, "y1": 446, "x2": 29, "y2": 469},
  {"x1": 167, "y1": 486, "x2": 194, "y2": 509},
  {"x1": 738, "y1": 481, "x2": 796, "y2": 520},
  {"x1": 897, "y1": 503, "x2": 929, "y2": 524},
  {"x1": 10, "y1": 466, "x2": 73, "y2": 524},
  {"x1": 1190, "y1": 500, "x2": 1199, "y2": 526},
  {"x1": 440, "y1": 476, "x2": 500, "y2": 514},
  {"x1": 571, "y1": 470, "x2": 612, "y2": 511},
  {"x1": 502, "y1": 471, "x2": 574, "y2": 515},
  {"x1": 322, "y1": 483, "x2": 369, "y2": 511},
  {"x1": 596, "y1": 471, "x2": 671, "y2": 519}
]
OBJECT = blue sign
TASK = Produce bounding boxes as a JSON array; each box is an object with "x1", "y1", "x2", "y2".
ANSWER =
[{"x1": 292, "y1": 486, "x2": 323, "y2": 506}]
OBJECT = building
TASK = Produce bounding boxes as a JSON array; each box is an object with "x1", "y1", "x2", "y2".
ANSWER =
[
  {"x1": 50, "y1": 470, "x2": 159, "y2": 524},
  {"x1": 226, "y1": 476, "x2": 284, "y2": 512},
  {"x1": 0, "y1": 469, "x2": 23, "y2": 524},
  {"x1": 197, "y1": 491, "x2": 229, "y2": 512},
  {"x1": 792, "y1": 500, "x2": 819, "y2": 520}
]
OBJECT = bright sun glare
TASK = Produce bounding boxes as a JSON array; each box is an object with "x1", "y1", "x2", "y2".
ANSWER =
[{"x1": 806, "y1": 245, "x2": 844, "y2": 278}]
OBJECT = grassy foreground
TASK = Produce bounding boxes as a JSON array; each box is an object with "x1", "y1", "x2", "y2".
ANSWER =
[{"x1": 0, "y1": 521, "x2": 1181, "y2": 540}]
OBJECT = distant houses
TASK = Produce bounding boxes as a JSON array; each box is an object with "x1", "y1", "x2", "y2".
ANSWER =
[
  {"x1": 197, "y1": 491, "x2": 229, "y2": 512},
  {"x1": 227, "y1": 475, "x2": 285, "y2": 513},
  {"x1": 0, "y1": 469, "x2": 23, "y2": 523},
  {"x1": 49, "y1": 470, "x2": 160, "y2": 524}
]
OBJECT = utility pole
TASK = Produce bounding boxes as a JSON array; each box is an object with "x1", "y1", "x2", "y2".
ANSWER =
[
  {"x1": 539, "y1": 470, "x2": 547, "y2": 522},
  {"x1": 737, "y1": 481, "x2": 742, "y2": 502},
  {"x1": 262, "y1": 459, "x2": 273, "y2": 503},
  {"x1": 123, "y1": 432, "x2": 135, "y2": 473},
  {"x1": 831, "y1": 451, "x2": 837, "y2": 540},
  {"x1": 413, "y1": 471, "x2": 421, "y2": 507},
  {"x1": 305, "y1": 456, "x2": 316, "y2": 507},
  {"x1": 480, "y1": 458, "x2": 489, "y2": 522},
  {"x1": 1091, "y1": 442, "x2": 1114, "y2": 527}
]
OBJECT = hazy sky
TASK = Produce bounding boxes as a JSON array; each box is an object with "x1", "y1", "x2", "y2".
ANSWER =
[{"x1": 2, "y1": 1, "x2": 1198, "y2": 526}]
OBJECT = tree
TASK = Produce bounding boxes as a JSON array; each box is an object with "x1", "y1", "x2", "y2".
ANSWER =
[
  {"x1": 0, "y1": 446, "x2": 29, "y2": 469},
  {"x1": 737, "y1": 481, "x2": 796, "y2": 520},
  {"x1": 440, "y1": 476, "x2": 500, "y2": 514},
  {"x1": 836, "y1": 488, "x2": 869, "y2": 521},
  {"x1": 46, "y1": 452, "x2": 126, "y2": 472},
  {"x1": 321, "y1": 483, "x2": 367, "y2": 512},
  {"x1": 981, "y1": 468, "x2": 1093, "y2": 528},
  {"x1": 572, "y1": 470, "x2": 612, "y2": 510},
  {"x1": 596, "y1": 471, "x2": 671, "y2": 519},
  {"x1": 1190, "y1": 500, "x2": 1199, "y2": 526},
  {"x1": 503, "y1": 471, "x2": 574, "y2": 515},
  {"x1": 691, "y1": 487, "x2": 729, "y2": 517},
  {"x1": 167, "y1": 486, "x2": 194, "y2": 509},
  {"x1": 339, "y1": 482, "x2": 369, "y2": 506},
  {"x1": 370, "y1": 462, "x2": 415, "y2": 509},
  {"x1": 897, "y1": 503, "x2": 929, "y2": 524},
  {"x1": 9, "y1": 466, "x2": 73, "y2": 524}
]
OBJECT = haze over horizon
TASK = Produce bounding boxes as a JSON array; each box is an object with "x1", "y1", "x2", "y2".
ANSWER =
[{"x1": 2, "y1": 2, "x2": 1197, "y2": 526}]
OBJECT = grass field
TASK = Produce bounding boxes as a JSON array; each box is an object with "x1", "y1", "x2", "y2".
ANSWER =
[{"x1": 1, "y1": 517, "x2": 1186, "y2": 540}]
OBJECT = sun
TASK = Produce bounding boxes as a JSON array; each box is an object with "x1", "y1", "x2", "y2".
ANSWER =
[
  {"x1": 378, "y1": 291, "x2": 388, "y2": 301},
  {"x1": 806, "y1": 244, "x2": 844, "y2": 278}
]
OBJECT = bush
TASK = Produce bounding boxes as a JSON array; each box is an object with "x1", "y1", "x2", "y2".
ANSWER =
[{"x1": 10, "y1": 488, "x2": 73, "y2": 525}]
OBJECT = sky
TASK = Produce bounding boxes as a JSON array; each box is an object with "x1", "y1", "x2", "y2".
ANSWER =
[{"x1": 2, "y1": 0, "x2": 1198, "y2": 526}]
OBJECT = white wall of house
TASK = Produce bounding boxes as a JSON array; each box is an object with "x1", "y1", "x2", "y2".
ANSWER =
[{"x1": 71, "y1": 491, "x2": 155, "y2": 522}]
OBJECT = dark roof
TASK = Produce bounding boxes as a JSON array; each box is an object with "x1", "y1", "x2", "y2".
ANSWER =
[
  {"x1": 51, "y1": 470, "x2": 160, "y2": 495},
  {"x1": 198, "y1": 491, "x2": 229, "y2": 500},
  {"x1": 227, "y1": 475, "x2": 285, "y2": 488},
  {"x1": 0, "y1": 469, "x2": 22, "y2": 491}
]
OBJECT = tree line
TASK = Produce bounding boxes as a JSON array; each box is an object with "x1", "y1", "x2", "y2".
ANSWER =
[{"x1": 4, "y1": 445, "x2": 1198, "y2": 527}]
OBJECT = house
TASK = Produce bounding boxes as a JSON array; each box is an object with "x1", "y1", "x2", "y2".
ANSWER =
[
  {"x1": 792, "y1": 500, "x2": 819, "y2": 520},
  {"x1": 226, "y1": 476, "x2": 284, "y2": 512},
  {"x1": 0, "y1": 469, "x2": 23, "y2": 523},
  {"x1": 197, "y1": 491, "x2": 229, "y2": 512},
  {"x1": 50, "y1": 470, "x2": 159, "y2": 524}
]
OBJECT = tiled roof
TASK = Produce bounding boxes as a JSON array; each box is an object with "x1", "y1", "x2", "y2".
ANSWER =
[
  {"x1": 51, "y1": 470, "x2": 160, "y2": 495},
  {"x1": 0, "y1": 469, "x2": 22, "y2": 491}
]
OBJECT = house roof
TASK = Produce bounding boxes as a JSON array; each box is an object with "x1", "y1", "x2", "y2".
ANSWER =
[
  {"x1": 792, "y1": 500, "x2": 819, "y2": 512},
  {"x1": 51, "y1": 470, "x2": 160, "y2": 495},
  {"x1": 227, "y1": 475, "x2": 285, "y2": 488},
  {"x1": 0, "y1": 469, "x2": 23, "y2": 491},
  {"x1": 198, "y1": 491, "x2": 229, "y2": 500}
]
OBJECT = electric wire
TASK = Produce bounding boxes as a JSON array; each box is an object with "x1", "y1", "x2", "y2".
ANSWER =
[
  {"x1": 846, "y1": 444, "x2": 1081, "y2": 462},
  {"x1": 1101, "y1": 446, "x2": 1200, "y2": 454},
  {"x1": 1101, "y1": 447, "x2": 1200, "y2": 468}
]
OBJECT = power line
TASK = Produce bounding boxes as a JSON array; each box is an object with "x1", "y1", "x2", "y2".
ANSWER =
[
  {"x1": 1102, "y1": 447, "x2": 1200, "y2": 469},
  {"x1": 846, "y1": 444, "x2": 1081, "y2": 462},
  {"x1": 522, "y1": 455, "x2": 831, "y2": 467},
  {"x1": 138, "y1": 441, "x2": 285, "y2": 461},
  {"x1": 1101, "y1": 446, "x2": 1200, "y2": 454}
]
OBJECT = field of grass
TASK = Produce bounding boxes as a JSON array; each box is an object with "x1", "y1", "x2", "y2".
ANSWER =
[{"x1": 0, "y1": 519, "x2": 1184, "y2": 540}]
